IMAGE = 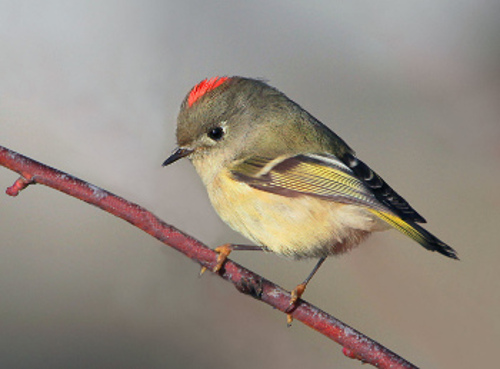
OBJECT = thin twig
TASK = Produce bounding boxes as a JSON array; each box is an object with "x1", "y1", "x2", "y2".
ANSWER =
[{"x1": 0, "y1": 145, "x2": 418, "y2": 369}]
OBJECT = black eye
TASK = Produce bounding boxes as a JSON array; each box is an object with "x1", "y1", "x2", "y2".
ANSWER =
[{"x1": 207, "y1": 126, "x2": 224, "y2": 141}]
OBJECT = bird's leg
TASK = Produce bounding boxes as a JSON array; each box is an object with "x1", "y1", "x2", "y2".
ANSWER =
[
  {"x1": 286, "y1": 257, "x2": 326, "y2": 325},
  {"x1": 200, "y1": 244, "x2": 264, "y2": 275}
]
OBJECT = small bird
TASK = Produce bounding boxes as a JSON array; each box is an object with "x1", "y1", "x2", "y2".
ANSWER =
[{"x1": 163, "y1": 76, "x2": 458, "y2": 322}]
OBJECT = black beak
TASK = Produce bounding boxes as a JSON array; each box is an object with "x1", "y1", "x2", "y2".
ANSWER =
[{"x1": 162, "y1": 147, "x2": 193, "y2": 167}]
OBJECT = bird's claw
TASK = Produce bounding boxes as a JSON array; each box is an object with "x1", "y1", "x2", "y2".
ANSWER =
[
  {"x1": 200, "y1": 244, "x2": 233, "y2": 276},
  {"x1": 286, "y1": 283, "x2": 307, "y2": 325}
]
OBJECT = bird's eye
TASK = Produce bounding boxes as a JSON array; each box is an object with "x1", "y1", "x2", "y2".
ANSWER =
[{"x1": 207, "y1": 126, "x2": 225, "y2": 141}]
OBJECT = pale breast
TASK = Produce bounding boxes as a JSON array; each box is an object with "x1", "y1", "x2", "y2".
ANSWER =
[{"x1": 207, "y1": 170, "x2": 388, "y2": 258}]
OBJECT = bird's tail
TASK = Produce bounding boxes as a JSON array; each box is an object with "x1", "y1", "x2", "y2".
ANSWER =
[{"x1": 368, "y1": 209, "x2": 459, "y2": 260}]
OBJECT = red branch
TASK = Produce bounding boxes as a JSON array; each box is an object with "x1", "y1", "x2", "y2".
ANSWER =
[{"x1": 0, "y1": 145, "x2": 417, "y2": 369}]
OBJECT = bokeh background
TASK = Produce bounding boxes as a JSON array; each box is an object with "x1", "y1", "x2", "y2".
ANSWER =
[{"x1": 1, "y1": 1, "x2": 499, "y2": 368}]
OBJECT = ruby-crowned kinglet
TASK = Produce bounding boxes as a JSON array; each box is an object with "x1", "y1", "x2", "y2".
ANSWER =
[{"x1": 163, "y1": 76, "x2": 458, "y2": 313}]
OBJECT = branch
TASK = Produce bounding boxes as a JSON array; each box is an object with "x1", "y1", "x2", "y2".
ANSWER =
[{"x1": 0, "y1": 145, "x2": 418, "y2": 369}]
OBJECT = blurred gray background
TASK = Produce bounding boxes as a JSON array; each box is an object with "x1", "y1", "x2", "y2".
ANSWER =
[{"x1": 1, "y1": 1, "x2": 499, "y2": 368}]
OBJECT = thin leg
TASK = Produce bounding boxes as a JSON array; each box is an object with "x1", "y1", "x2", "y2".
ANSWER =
[
  {"x1": 287, "y1": 257, "x2": 326, "y2": 325},
  {"x1": 200, "y1": 244, "x2": 264, "y2": 275}
]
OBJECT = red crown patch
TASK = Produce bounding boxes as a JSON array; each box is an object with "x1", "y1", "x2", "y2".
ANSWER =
[{"x1": 187, "y1": 76, "x2": 229, "y2": 107}]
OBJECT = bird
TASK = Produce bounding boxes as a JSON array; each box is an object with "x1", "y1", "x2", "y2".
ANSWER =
[{"x1": 163, "y1": 76, "x2": 458, "y2": 323}]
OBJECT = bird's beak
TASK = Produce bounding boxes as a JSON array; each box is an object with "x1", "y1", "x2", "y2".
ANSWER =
[{"x1": 162, "y1": 147, "x2": 194, "y2": 166}]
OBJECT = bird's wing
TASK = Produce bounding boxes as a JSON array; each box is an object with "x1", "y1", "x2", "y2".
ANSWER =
[
  {"x1": 230, "y1": 153, "x2": 385, "y2": 211},
  {"x1": 231, "y1": 153, "x2": 425, "y2": 222}
]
